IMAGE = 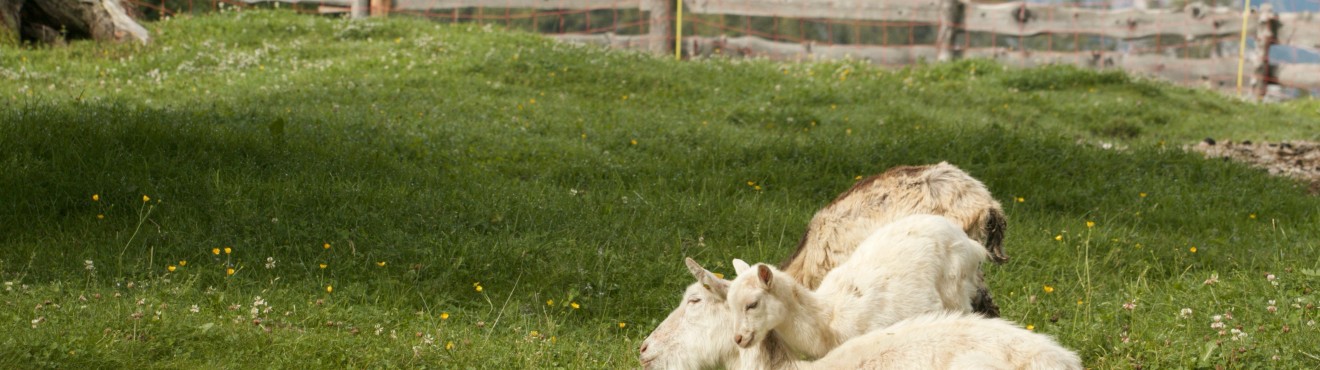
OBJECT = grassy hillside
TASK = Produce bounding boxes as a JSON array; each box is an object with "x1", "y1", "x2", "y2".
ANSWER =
[{"x1": 1, "y1": 9, "x2": 1318, "y2": 369}]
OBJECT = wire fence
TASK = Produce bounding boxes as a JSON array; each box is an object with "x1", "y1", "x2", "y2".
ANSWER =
[{"x1": 124, "y1": 0, "x2": 1320, "y2": 99}]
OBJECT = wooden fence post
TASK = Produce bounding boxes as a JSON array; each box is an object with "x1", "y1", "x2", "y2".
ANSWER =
[
  {"x1": 350, "y1": 0, "x2": 368, "y2": 19},
  {"x1": 1252, "y1": 4, "x2": 1279, "y2": 99},
  {"x1": 370, "y1": 0, "x2": 391, "y2": 18},
  {"x1": 645, "y1": 0, "x2": 676, "y2": 56},
  {"x1": 936, "y1": 0, "x2": 964, "y2": 62}
]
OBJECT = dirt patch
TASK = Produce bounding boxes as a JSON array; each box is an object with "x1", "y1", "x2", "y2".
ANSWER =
[{"x1": 1190, "y1": 139, "x2": 1320, "y2": 195}]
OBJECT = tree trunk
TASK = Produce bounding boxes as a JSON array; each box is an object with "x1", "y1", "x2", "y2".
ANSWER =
[{"x1": 0, "y1": 0, "x2": 149, "y2": 45}]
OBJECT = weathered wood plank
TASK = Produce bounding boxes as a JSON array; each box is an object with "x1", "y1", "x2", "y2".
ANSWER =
[
  {"x1": 1276, "y1": 12, "x2": 1320, "y2": 50},
  {"x1": 686, "y1": 0, "x2": 945, "y2": 23},
  {"x1": 1275, "y1": 63, "x2": 1320, "y2": 89},
  {"x1": 962, "y1": 2, "x2": 1249, "y2": 40}
]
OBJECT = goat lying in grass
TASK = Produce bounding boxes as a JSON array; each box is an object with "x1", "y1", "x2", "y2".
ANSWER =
[
  {"x1": 726, "y1": 214, "x2": 987, "y2": 358},
  {"x1": 736, "y1": 311, "x2": 1083, "y2": 370},
  {"x1": 639, "y1": 257, "x2": 1081, "y2": 370}
]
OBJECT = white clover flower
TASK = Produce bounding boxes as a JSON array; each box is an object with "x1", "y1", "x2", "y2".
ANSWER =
[
  {"x1": 189, "y1": 305, "x2": 200, "y2": 313},
  {"x1": 1179, "y1": 308, "x2": 1193, "y2": 319}
]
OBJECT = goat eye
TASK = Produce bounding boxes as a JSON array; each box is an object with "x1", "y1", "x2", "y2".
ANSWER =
[
  {"x1": 687, "y1": 298, "x2": 701, "y2": 304},
  {"x1": 745, "y1": 302, "x2": 758, "y2": 310}
]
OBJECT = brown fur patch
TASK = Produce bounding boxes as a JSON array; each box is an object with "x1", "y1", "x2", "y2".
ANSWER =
[{"x1": 984, "y1": 207, "x2": 1009, "y2": 263}]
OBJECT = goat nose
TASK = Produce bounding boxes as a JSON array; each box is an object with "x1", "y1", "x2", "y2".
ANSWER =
[
  {"x1": 639, "y1": 341, "x2": 650, "y2": 354},
  {"x1": 734, "y1": 334, "x2": 743, "y2": 344}
]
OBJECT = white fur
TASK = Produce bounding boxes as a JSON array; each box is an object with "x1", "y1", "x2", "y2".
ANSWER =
[
  {"x1": 741, "y1": 312, "x2": 1084, "y2": 370},
  {"x1": 726, "y1": 214, "x2": 988, "y2": 359}
]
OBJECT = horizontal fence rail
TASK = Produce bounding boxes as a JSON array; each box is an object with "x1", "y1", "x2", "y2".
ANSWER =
[{"x1": 131, "y1": 0, "x2": 1320, "y2": 99}]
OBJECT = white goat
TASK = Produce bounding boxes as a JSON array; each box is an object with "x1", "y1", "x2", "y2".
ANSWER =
[
  {"x1": 639, "y1": 259, "x2": 1082, "y2": 370},
  {"x1": 725, "y1": 214, "x2": 987, "y2": 358},
  {"x1": 737, "y1": 311, "x2": 1084, "y2": 370}
]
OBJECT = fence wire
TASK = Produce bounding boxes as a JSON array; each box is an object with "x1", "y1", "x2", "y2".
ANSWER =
[{"x1": 124, "y1": 0, "x2": 1318, "y2": 99}]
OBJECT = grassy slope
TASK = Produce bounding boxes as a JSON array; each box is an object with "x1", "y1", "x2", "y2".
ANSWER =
[{"x1": 1, "y1": 10, "x2": 1319, "y2": 369}]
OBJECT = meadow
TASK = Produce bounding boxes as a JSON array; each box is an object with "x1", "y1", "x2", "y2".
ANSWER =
[{"x1": 1, "y1": 9, "x2": 1319, "y2": 369}]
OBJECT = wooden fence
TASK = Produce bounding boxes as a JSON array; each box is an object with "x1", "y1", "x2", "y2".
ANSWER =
[{"x1": 164, "y1": 0, "x2": 1320, "y2": 98}]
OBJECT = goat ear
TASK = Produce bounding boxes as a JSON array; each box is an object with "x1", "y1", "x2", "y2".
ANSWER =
[
  {"x1": 732, "y1": 259, "x2": 751, "y2": 275},
  {"x1": 685, "y1": 257, "x2": 729, "y2": 298},
  {"x1": 756, "y1": 264, "x2": 773, "y2": 288}
]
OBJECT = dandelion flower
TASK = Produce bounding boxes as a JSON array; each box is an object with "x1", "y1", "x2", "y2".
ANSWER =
[
  {"x1": 142, "y1": 195, "x2": 150, "y2": 202},
  {"x1": 1249, "y1": 213, "x2": 1257, "y2": 219},
  {"x1": 1076, "y1": 299, "x2": 1084, "y2": 305},
  {"x1": 224, "y1": 247, "x2": 232, "y2": 255},
  {"x1": 325, "y1": 285, "x2": 334, "y2": 293},
  {"x1": 618, "y1": 322, "x2": 626, "y2": 328},
  {"x1": 376, "y1": 261, "x2": 386, "y2": 267},
  {"x1": 1054, "y1": 235, "x2": 1063, "y2": 241},
  {"x1": 440, "y1": 312, "x2": 450, "y2": 320},
  {"x1": 97, "y1": 214, "x2": 104, "y2": 220},
  {"x1": 92, "y1": 194, "x2": 100, "y2": 202},
  {"x1": 179, "y1": 260, "x2": 187, "y2": 266},
  {"x1": 1016, "y1": 197, "x2": 1025, "y2": 203},
  {"x1": 167, "y1": 265, "x2": 177, "y2": 272},
  {"x1": 1190, "y1": 246, "x2": 1197, "y2": 253},
  {"x1": 754, "y1": 185, "x2": 762, "y2": 191},
  {"x1": 476, "y1": 285, "x2": 483, "y2": 292},
  {"x1": 319, "y1": 263, "x2": 327, "y2": 269},
  {"x1": 1026, "y1": 324, "x2": 1035, "y2": 331},
  {"x1": 226, "y1": 268, "x2": 235, "y2": 276},
  {"x1": 1086, "y1": 221, "x2": 1095, "y2": 228},
  {"x1": 323, "y1": 243, "x2": 331, "y2": 250},
  {"x1": 1139, "y1": 192, "x2": 1147, "y2": 198},
  {"x1": 547, "y1": 299, "x2": 554, "y2": 306},
  {"x1": 630, "y1": 139, "x2": 637, "y2": 145},
  {"x1": 212, "y1": 248, "x2": 220, "y2": 255},
  {"x1": 571, "y1": 302, "x2": 580, "y2": 309},
  {"x1": 445, "y1": 341, "x2": 454, "y2": 350},
  {"x1": 1043, "y1": 285, "x2": 1054, "y2": 293}
]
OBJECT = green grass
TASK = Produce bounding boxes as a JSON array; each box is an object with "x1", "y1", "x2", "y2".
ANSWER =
[{"x1": 2, "y1": 9, "x2": 1319, "y2": 369}]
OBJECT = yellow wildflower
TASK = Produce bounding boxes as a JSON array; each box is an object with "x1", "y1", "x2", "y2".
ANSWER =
[
  {"x1": 1026, "y1": 324, "x2": 1035, "y2": 331},
  {"x1": 326, "y1": 285, "x2": 333, "y2": 293},
  {"x1": 1077, "y1": 299, "x2": 1084, "y2": 305},
  {"x1": 618, "y1": 322, "x2": 626, "y2": 328},
  {"x1": 226, "y1": 268, "x2": 235, "y2": 276},
  {"x1": 1139, "y1": 192, "x2": 1147, "y2": 198},
  {"x1": 441, "y1": 312, "x2": 450, "y2": 320},
  {"x1": 224, "y1": 247, "x2": 232, "y2": 255},
  {"x1": 854, "y1": 175, "x2": 863, "y2": 180},
  {"x1": 1043, "y1": 285, "x2": 1054, "y2": 293},
  {"x1": 1054, "y1": 235, "x2": 1063, "y2": 241},
  {"x1": 319, "y1": 263, "x2": 327, "y2": 269},
  {"x1": 630, "y1": 139, "x2": 637, "y2": 145},
  {"x1": 167, "y1": 265, "x2": 176, "y2": 272},
  {"x1": 178, "y1": 260, "x2": 187, "y2": 266},
  {"x1": 1190, "y1": 246, "x2": 1198, "y2": 253},
  {"x1": 445, "y1": 341, "x2": 454, "y2": 350},
  {"x1": 1086, "y1": 221, "x2": 1095, "y2": 228},
  {"x1": 323, "y1": 243, "x2": 331, "y2": 250},
  {"x1": 476, "y1": 285, "x2": 483, "y2": 292},
  {"x1": 97, "y1": 214, "x2": 104, "y2": 220},
  {"x1": 376, "y1": 261, "x2": 386, "y2": 267},
  {"x1": 92, "y1": 194, "x2": 100, "y2": 202},
  {"x1": 142, "y1": 195, "x2": 150, "y2": 202},
  {"x1": 547, "y1": 299, "x2": 555, "y2": 306},
  {"x1": 212, "y1": 248, "x2": 220, "y2": 255},
  {"x1": 1249, "y1": 214, "x2": 1256, "y2": 219},
  {"x1": 571, "y1": 302, "x2": 580, "y2": 309},
  {"x1": 1016, "y1": 197, "x2": 1025, "y2": 203}
]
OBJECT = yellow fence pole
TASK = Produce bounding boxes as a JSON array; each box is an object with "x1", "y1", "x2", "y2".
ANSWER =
[
  {"x1": 675, "y1": 0, "x2": 683, "y2": 60},
  {"x1": 1235, "y1": 0, "x2": 1251, "y2": 95}
]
